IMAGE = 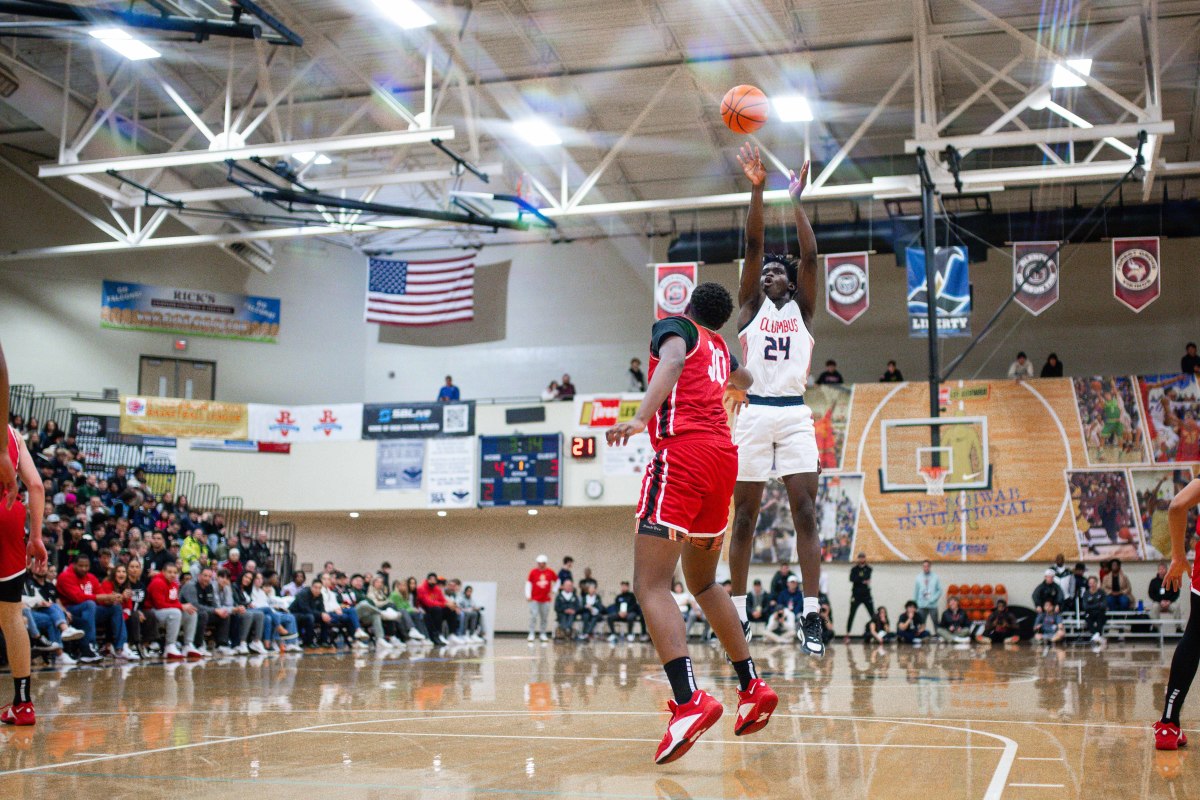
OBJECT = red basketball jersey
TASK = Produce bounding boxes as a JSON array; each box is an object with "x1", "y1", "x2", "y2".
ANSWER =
[
  {"x1": 0, "y1": 426, "x2": 26, "y2": 581},
  {"x1": 646, "y1": 317, "x2": 733, "y2": 449},
  {"x1": 5, "y1": 426, "x2": 16, "y2": 472}
]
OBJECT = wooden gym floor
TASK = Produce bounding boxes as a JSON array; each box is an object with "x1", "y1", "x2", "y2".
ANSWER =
[{"x1": 0, "y1": 638, "x2": 1189, "y2": 799}]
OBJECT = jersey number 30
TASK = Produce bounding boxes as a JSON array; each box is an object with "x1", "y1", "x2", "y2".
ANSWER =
[
  {"x1": 707, "y1": 342, "x2": 728, "y2": 384},
  {"x1": 763, "y1": 336, "x2": 791, "y2": 362}
]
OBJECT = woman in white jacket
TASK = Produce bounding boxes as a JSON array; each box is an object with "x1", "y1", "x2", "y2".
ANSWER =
[{"x1": 248, "y1": 572, "x2": 301, "y2": 652}]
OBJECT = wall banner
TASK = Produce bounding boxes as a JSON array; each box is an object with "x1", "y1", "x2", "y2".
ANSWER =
[
  {"x1": 361, "y1": 401, "x2": 475, "y2": 439},
  {"x1": 120, "y1": 396, "x2": 248, "y2": 440},
  {"x1": 1013, "y1": 241, "x2": 1060, "y2": 316},
  {"x1": 654, "y1": 262, "x2": 697, "y2": 320},
  {"x1": 101, "y1": 280, "x2": 281, "y2": 343},
  {"x1": 1112, "y1": 236, "x2": 1161, "y2": 312},
  {"x1": 248, "y1": 403, "x2": 363, "y2": 443},
  {"x1": 574, "y1": 394, "x2": 644, "y2": 429},
  {"x1": 905, "y1": 245, "x2": 971, "y2": 337},
  {"x1": 426, "y1": 437, "x2": 475, "y2": 508},
  {"x1": 376, "y1": 440, "x2": 426, "y2": 491},
  {"x1": 824, "y1": 252, "x2": 870, "y2": 324}
]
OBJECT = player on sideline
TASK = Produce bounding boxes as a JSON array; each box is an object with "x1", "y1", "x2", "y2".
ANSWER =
[
  {"x1": 0, "y1": 340, "x2": 47, "y2": 726},
  {"x1": 1154, "y1": 476, "x2": 1200, "y2": 749},
  {"x1": 607, "y1": 282, "x2": 778, "y2": 765},
  {"x1": 725, "y1": 144, "x2": 825, "y2": 657}
]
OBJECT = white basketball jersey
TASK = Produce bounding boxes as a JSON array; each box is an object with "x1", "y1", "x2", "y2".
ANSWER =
[{"x1": 738, "y1": 299, "x2": 815, "y2": 397}]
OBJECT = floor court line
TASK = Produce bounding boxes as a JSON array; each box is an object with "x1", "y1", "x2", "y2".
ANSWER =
[
  {"x1": 1008, "y1": 784, "x2": 1065, "y2": 789},
  {"x1": 1017, "y1": 757, "x2": 1065, "y2": 761}
]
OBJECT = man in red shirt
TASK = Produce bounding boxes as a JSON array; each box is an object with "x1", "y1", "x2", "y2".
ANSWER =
[
  {"x1": 145, "y1": 562, "x2": 205, "y2": 659},
  {"x1": 606, "y1": 280, "x2": 777, "y2": 764},
  {"x1": 415, "y1": 572, "x2": 450, "y2": 646},
  {"x1": 525, "y1": 555, "x2": 557, "y2": 642},
  {"x1": 56, "y1": 552, "x2": 127, "y2": 662}
]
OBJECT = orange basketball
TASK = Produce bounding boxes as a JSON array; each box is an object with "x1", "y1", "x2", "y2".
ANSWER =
[
  {"x1": 982, "y1": 584, "x2": 994, "y2": 595},
  {"x1": 995, "y1": 584, "x2": 1007, "y2": 596},
  {"x1": 721, "y1": 85, "x2": 768, "y2": 134},
  {"x1": 970, "y1": 584, "x2": 982, "y2": 596}
]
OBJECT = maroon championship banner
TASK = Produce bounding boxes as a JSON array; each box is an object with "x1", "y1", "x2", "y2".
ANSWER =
[
  {"x1": 1112, "y1": 236, "x2": 1161, "y2": 312},
  {"x1": 654, "y1": 262, "x2": 697, "y2": 320},
  {"x1": 1012, "y1": 241, "x2": 1060, "y2": 316},
  {"x1": 824, "y1": 252, "x2": 870, "y2": 324}
]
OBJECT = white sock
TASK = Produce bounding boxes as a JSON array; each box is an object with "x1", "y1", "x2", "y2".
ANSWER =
[
  {"x1": 732, "y1": 594, "x2": 748, "y2": 624},
  {"x1": 802, "y1": 597, "x2": 820, "y2": 618}
]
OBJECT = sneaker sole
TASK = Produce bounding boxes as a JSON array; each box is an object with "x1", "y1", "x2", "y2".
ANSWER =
[
  {"x1": 802, "y1": 642, "x2": 826, "y2": 658},
  {"x1": 735, "y1": 693, "x2": 779, "y2": 736},
  {"x1": 1, "y1": 716, "x2": 35, "y2": 726},
  {"x1": 655, "y1": 708, "x2": 723, "y2": 765}
]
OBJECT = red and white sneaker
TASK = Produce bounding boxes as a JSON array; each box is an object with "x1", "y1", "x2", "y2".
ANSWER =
[
  {"x1": 0, "y1": 702, "x2": 35, "y2": 726},
  {"x1": 1155, "y1": 721, "x2": 1188, "y2": 750},
  {"x1": 735, "y1": 678, "x2": 778, "y2": 736},
  {"x1": 654, "y1": 690, "x2": 723, "y2": 765}
]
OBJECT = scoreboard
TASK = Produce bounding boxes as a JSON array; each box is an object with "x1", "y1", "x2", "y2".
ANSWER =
[{"x1": 478, "y1": 434, "x2": 562, "y2": 507}]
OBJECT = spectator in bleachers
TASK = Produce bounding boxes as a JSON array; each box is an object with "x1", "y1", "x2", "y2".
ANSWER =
[
  {"x1": 364, "y1": 576, "x2": 406, "y2": 648},
  {"x1": 525, "y1": 555, "x2": 557, "y2": 642},
  {"x1": 330, "y1": 573, "x2": 371, "y2": 648},
  {"x1": 1083, "y1": 576, "x2": 1107, "y2": 644},
  {"x1": 246, "y1": 530, "x2": 272, "y2": 569},
  {"x1": 939, "y1": 597, "x2": 971, "y2": 643},
  {"x1": 1041, "y1": 353, "x2": 1064, "y2": 378},
  {"x1": 288, "y1": 580, "x2": 323, "y2": 647},
  {"x1": 607, "y1": 580, "x2": 642, "y2": 642},
  {"x1": 218, "y1": 568, "x2": 265, "y2": 655},
  {"x1": 455, "y1": 584, "x2": 484, "y2": 641},
  {"x1": 1032, "y1": 569, "x2": 1064, "y2": 610},
  {"x1": 388, "y1": 580, "x2": 428, "y2": 642},
  {"x1": 103, "y1": 563, "x2": 149, "y2": 660},
  {"x1": 914, "y1": 560, "x2": 942, "y2": 634},
  {"x1": 1033, "y1": 600, "x2": 1066, "y2": 645},
  {"x1": 540, "y1": 381, "x2": 560, "y2": 402},
  {"x1": 896, "y1": 601, "x2": 930, "y2": 645},
  {"x1": 579, "y1": 583, "x2": 604, "y2": 640},
  {"x1": 976, "y1": 599, "x2": 1020, "y2": 644},
  {"x1": 23, "y1": 562, "x2": 82, "y2": 664},
  {"x1": 282, "y1": 570, "x2": 307, "y2": 598},
  {"x1": 746, "y1": 579, "x2": 772, "y2": 628},
  {"x1": 865, "y1": 607, "x2": 893, "y2": 644},
  {"x1": 247, "y1": 571, "x2": 300, "y2": 652},
  {"x1": 880, "y1": 360, "x2": 904, "y2": 382},
  {"x1": 555, "y1": 579, "x2": 582, "y2": 640},
  {"x1": 1182, "y1": 343, "x2": 1200, "y2": 376},
  {"x1": 221, "y1": 549, "x2": 245, "y2": 584},
  {"x1": 1007, "y1": 351, "x2": 1035, "y2": 380},
  {"x1": 1103, "y1": 559, "x2": 1135, "y2": 611},
  {"x1": 769, "y1": 563, "x2": 793, "y2": 597},
  {"x1": 764, "y1": 606, "x2": 796, "y2": 643},
  {"x1": 180, "y1": 528, "x2": 210, "y2": 577},
  {"x1": 437, "y1": 375, "x2": 460, "y2": 403},
  {"x1": 557, "y1": 374, "x2": 576, "y2": 401},
  {"x1": 347, "y1": 572, "x2": 390, "y2": 648},
  {"x1": 1149, "y1": 561, "x2": 1181, "y2": 620},
  {"x1": 146, "y1": 562, "x2": 204, "y2": 659},
  {"x1": 557, "y1": 557, "x2": 574, "y2": 585},
  {"x1": 816, "y1": 360, "x2": 844, "y2": 385},
  {"x1": 416, "y1": 572, "x2": 451, "y2": 646},
  {"x1": 1051, "y1": 553, "x2": 1072, "y2": 595},
  {"x1": 628, "y1": 358, "x2": 647, "y2": 392},
  {"x1": 775, "y1": 575, "x2": 805, "y2": 618},
  {"x1": 181, "y1": 568, "x2": 228, "y2": 652},
  {"x1": 56, "y1": 552, "x2": 124, "y2": 662},
  {"x1": 1065, "y1": 561, "x2": 1088, "y2": 612},
  {"x1": 90, "y1": 549, "x2": 113, "y2": 581}
]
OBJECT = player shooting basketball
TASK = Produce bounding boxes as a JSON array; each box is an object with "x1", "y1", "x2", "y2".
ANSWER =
[
  {"x1": 1155, "y1": 476, "x2": 1200, "y2": 749},
  {"x1": 725, "y1": 143, "x2": 825, "y2": 657}
]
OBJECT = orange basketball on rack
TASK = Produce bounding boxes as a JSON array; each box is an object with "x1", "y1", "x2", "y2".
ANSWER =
[
  {"x1": 994, "y1": 584, "x2": 1007, "y2": 596},
  {"x1": 982, "y1": 584, "x2": 994, "y2": 595},
  {"x1": 947, "y1": 584, "x2": 960, "y2": 596},
  {"x1": 721, "y1": 85, "x2": 769, "y2": 134},
  {"x1": 970, "y1": 584, "x2": 982, "y2": 596}
]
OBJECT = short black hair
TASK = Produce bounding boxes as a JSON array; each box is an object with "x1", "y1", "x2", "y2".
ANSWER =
[
  {"x1": 763, "y1": 253, "x2": 798, "y2": 287},
  {"x1": 905, "y1": 600, "x2": 917, "y2": 609},
  {"x1": 427, "y1": 571, "x2": 438, "y2": 579},
  {"x1": 1017, "y1": 351, "x2": 1027, "y2": 359},
  {"x1": 687, "y1": 282, "x2": 734, "y2": 330},
  {"x1": 1188, "y1": 342, "x2": 1197, "y2": 349}
]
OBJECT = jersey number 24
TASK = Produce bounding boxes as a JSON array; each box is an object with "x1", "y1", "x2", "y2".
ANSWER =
[{"x1": 763, "y1": 336, "x2": 791, "y2": 361}]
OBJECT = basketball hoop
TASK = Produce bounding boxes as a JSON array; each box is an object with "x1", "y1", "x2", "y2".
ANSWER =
[{"x1": 919, "y1": 466, "x2": 948, "y2": 496}]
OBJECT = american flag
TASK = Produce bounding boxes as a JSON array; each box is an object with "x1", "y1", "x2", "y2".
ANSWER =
[{"x1": 364, "y1": 254, "x2": 476, "y2": 327}]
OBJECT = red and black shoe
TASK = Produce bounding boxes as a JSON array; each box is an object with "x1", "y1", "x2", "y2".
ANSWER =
[
  {"x1": 1154, "y1": 721, "x2": 1188, "y2": 751},
  {"x1": 654, "y1": 690, "x2": 723, "y2": 765},
  {"x1": 0, "y1": 702, "x2": 35, "y2": 726},
  {"x1": 734, "y1": 678, "x2": 778, "y2": 736}
]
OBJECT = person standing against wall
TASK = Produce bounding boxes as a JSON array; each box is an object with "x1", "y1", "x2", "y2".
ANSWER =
[
  {"x1": 914, "y1": 560, "x2": 943, "y2": 635},
  {"x1": 845, "y1": 552, "x2": 875, "y2": 642},
  {"x1": 526, "y1": 555, "x2": 557, "y2": 642}
]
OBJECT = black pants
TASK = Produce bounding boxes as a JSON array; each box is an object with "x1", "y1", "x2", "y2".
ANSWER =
[
  {"x1": 847, "y1": 597, "x2": 874, "y2": 635},
  {"x1": 207, "y1": 612, "x2": 231, "y2": 646},
  {"x1": 292, "y1": 612, "x2": 315, "y2": 646},
  {"x1": 1085, "y1": 608, "x2": 1107, "y2": 635},
  {"x1": 423, "y1": 606, "x2": 450, "y2": 643},
  {"x1": 606, "y1": 613, "x2": 643, "y2": 636},
  {"x1": 1163, "y1": 592, "x2": 1200, "y2": 724},
  {"x1": 126, "y1": 612, "x2": 159, "y2": 646}
]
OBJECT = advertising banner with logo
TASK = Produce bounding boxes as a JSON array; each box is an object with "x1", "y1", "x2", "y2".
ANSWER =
[
  {"x1": 426, "y1": 437, "x2": 475, "y2": 508},
  {"x1": 573, "y1": 394, "x2": 644, "y2": 429},
  {"x1": 824, "y1": 252, "x2": 869, "y2": 324},
  {"x1": 654, "y1": 262, "x2": 697, "y2": 320},
  {"x1": 1112, "y1": 236, "x2": 1161, "y2": 312},
  {"x1": 361, "y1": 401, "x2": 475, "y2": 439},
  {"x1": 190, "y1": 439, "x2": 290, "y2": 454},
  {"x1": 101, "y1": 280, "x2": 281, "y2": 343},
  {"x1": 120, "y1": 396, "x2": 248, "y2": 440},
  {"x1": 1013, "y1": 241, "x2": 1060, "y2": 316},
  {"x1": 248, "y1": 403, "x2": 363, "y2": 443},
  {"x1": 905, "y1": 246, "x2": 971, "y2": 337},
  {"x1": 376, "y1": 440, "x2": 426, "y2": 491}
]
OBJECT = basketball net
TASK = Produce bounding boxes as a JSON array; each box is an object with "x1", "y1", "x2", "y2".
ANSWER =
[{"x1": 919, "y1": 466, "x2": 948, "y2": 497}]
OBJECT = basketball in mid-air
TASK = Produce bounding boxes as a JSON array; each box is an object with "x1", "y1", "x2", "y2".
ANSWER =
[{"x1": 721, "y1": 85, "x2": 768, "y2": 134}]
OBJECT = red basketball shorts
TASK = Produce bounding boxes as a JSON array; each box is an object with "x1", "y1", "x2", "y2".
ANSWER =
[
  {"x1": 0, "y1": 499, "x2": 26, "y2": 583},
  {"x1": 636, "y1": 435, "x2": 738, "y2": 550}
]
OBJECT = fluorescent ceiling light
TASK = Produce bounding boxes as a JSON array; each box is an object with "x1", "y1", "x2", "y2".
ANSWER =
[
  {"x1": 259, "y1": 510, "x2": 269, "y2": 516},
  {"x1": 773, "y1": 95, "x2": 814, "y2": 122},
  {"x1": 293, "y1": 151, "x2": 333, "y2": 165},
  {"x1": 349, "y1": 512, "x2": 360, "y2": 518},
  {"x1": 1051, "y1": 58, "x2": 1092, "y2": 88},
  {"x1": 371, "y1": 0, "x2": 435, "y2": 29},
  {"x1": 528, "y1": 509, "x2": 538, "y2": 515},
  {"x1": 89, "y1": 28, "x2": 161, "y2": 61},
  {"x1": 437, "y1": 510, "x2": 447, "y2": 517},
  {"x1": 514, "y1": 118, "x2": 561, "y2": 147}
]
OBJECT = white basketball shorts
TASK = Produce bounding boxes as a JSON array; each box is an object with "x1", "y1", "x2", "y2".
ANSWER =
[{"x1": 733, "y1": 401, "x2": 819, "y2": 481}]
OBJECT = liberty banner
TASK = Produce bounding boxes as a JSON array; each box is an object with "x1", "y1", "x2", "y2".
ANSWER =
[
  {"x1": 824, "y1": 252, "x2": 870, "y2": 324},
  {"x1": 653, "y1": 262, "x2": 697, "y2": 320},
  {"x1": 248, "y1": 403, "x2": 363, "y2": 443},
  {"x1": 101, "y1": 280, "x2": 281, "y2": 343},
  {"x1": 1013, "y1": 241, "x2": 1061, "y2": 316},
  {"x1": 120, "y1": 396, "x2": 248, "y2": 440},
  {"x1": 905, "y1": 246, "x2": 971, "y2": 337},
  {"x1": 1112, "y1": 236, "x2": 1161, "y2": 312}
]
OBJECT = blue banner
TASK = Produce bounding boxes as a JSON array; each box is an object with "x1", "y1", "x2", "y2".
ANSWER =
[
  {"x1": 101, "y1": 280, "x2": 281, "y2": 343},
  {"x1": 905, "y1": 246, "x2": 971, "y2": 337}
]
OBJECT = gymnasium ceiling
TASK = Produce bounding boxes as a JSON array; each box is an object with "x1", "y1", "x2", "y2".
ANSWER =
[{"x1": 0, "y1": 0, "x2": 1197, "y2": 261}]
